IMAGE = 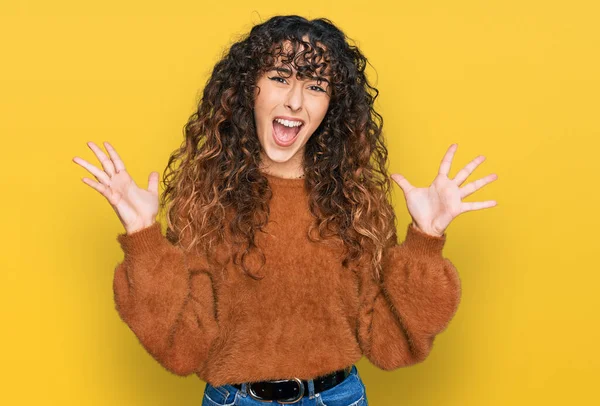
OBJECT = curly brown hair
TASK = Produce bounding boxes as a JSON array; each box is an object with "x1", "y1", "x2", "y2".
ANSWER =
[{"x1": 160, "y1": 15, "x2": 398, "y2": 281}]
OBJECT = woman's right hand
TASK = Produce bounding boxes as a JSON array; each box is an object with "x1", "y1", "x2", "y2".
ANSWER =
[{"x1": 72, "y1": 141, "x2": 160, "y2": 235}]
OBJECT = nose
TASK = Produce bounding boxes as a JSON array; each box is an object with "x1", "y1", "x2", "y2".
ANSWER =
[{"x1": 284, "y1": 81, "x2": 303, "y2": 112}]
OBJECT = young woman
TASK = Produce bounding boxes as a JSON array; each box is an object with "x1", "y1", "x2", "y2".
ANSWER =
[{"x1": 73, "y1": 15, "x2": 497, "y2": 406}]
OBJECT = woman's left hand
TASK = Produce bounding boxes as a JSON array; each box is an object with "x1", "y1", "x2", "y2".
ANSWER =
[{"x1": 391, "y1": 143, "x2": 498, "y2": 237}]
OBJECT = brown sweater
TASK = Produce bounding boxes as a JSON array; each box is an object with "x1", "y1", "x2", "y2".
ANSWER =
[{"x1": 113, "y1": 172, "x2": 462, "y2": 387}]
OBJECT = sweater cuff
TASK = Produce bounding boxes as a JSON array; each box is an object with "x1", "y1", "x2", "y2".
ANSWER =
[
  {"x1": 117, "y1": 222, "x2": 169, "y2": 256},
  {"x1": 401, "y1": 222, "x2": 447, "y2": 257}
]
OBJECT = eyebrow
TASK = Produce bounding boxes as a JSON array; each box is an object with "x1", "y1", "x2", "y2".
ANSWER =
[{"x1": 270, "y1": 67, "x2": 331, "y2": 85}]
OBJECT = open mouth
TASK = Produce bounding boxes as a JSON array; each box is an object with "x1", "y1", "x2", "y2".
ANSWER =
[{"x1": 272, "y1": 119, "x2": 304, "y2": 146}]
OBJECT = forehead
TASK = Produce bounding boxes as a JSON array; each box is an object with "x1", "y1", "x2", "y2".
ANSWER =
[{"x1": 266, "y1": 38, "x2": 332, "y2": 78}]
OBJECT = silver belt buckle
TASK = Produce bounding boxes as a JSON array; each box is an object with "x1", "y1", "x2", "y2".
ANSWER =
[{"x1": 248, "y1": 377, "x2": 304, "y2": 404}]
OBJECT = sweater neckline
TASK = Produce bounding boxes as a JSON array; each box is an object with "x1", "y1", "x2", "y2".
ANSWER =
[{"x1": 262, "y1": 171, "x2": 306, "y2": 188}]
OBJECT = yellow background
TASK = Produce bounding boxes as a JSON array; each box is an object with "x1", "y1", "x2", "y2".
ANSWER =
[{"x1": 2, "y1": 1, "x2": 598, "y2": 404}]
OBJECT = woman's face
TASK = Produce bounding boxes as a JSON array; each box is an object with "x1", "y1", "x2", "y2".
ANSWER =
[{"x1": 253, "y1": 41, "x2": 331, "y2": 178}]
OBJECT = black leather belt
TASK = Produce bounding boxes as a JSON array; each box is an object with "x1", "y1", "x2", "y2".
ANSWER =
[{"x1": 232, "y1": 366, "x2": 352, "y2": 403}]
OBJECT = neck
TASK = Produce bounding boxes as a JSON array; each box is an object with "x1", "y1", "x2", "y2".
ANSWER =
[{"x1": 258, "y1": 163, "x2": 304, "y2": 179}]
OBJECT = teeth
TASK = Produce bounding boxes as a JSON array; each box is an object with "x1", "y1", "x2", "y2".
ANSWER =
[{"x1": 274, "y1": 118, "x2": 303, "y2": 128}]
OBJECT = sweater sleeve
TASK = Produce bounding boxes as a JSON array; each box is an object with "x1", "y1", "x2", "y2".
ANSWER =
[
  {"x1": 357, "y1": 223, "x2": 462, "y2": 370},
  {"x1": 112, "y1": 222, "x2": 219, "y2": 376}
]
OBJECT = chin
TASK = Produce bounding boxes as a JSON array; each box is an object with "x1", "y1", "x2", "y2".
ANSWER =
[{"x1": 262, "y1": 146, "x2": 298, "y2": 163}]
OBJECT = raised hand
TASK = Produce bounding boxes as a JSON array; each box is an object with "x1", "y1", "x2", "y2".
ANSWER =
[
  {"x1": 391, "y1": 144, "x2": 498, "y2": 237},
  {"x1": 72, "y1": 141, "x2": 160, "y2": 234}
]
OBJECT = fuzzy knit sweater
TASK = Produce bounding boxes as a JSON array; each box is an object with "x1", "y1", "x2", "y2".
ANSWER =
[{"x1": 113, "y1": 172, "x2": 462, "y2": 387}]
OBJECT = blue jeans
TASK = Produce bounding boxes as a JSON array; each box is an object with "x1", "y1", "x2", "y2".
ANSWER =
[{"x1": 202, "y1": 364, "x2": 368, "y2": 406}]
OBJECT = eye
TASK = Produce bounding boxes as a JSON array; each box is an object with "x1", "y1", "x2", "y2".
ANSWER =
[
  {"x1": 268, "y1": 76, "x2": 287, "y2": 84},
  {"x1": 268, "y1": 76, "x2": 327, "y2": 93}
]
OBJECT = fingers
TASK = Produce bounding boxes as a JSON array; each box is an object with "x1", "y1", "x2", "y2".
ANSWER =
[
  {"x1": 72, "y1": 156, "x2": 111, "y2": 186},
  {"x1": 438, "y1": 143, "x2": 458, "y2": 177},
  {"x1": 81, "y1": 176, "x2": 121, "y2": 206},
  {"x1": 103, "y1": 141, "x2": 126, "y2": 173},
  {"x1": 453, "y1": 155, "x2": 486, "y2": 185},
  {"x1": 73, "y1": 141, "x2": 127, "y2": 205},
  {"x1": 87, "y1": 141, "x2": 117, "y2": 177},
  {"x1": 391, "y1": 173, "x2": 414, "y2": 194},
  {"x1": 148, "y1": 171, "x2": 159, "y2": 195},
  {"x1": 460, "y1": 200, "x2": 497, "y2": 213},
  {"x1": 460, "y1": 173, "x2": 498, "y2": 199}
]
